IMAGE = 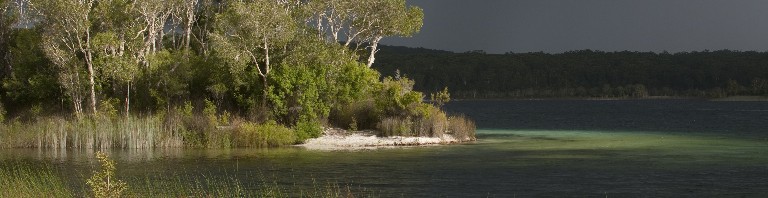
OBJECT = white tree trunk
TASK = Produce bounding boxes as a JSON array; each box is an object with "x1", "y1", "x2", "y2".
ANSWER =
[{"x1": 366, "y1": 36, "x2": 382, "y2": 68}]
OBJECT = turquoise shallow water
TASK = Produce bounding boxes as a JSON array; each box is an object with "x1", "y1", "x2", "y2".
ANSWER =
[{"x1": 2, "y1": 100, "x2": 768, "y2": 197}]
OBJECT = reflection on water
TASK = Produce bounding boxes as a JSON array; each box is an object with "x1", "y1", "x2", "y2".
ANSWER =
[{"x1": 2, "y1": 100, "x2": 768, "y2": 197}]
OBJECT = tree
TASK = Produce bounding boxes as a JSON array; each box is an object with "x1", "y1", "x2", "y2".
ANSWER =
[
  {"x1": 92, "y1": 0, "x2": 144, "y2": 116},
  {"x1": 34, "y1": 0, "x2": 99, "y2": 116},
  {"x1": 355, "y1": 0, "x2": 423, "y2": 67},
  {"x1": 306, "y1": 0, "x2": 423, "y2": 67},
  {"x1": 134, "y1": 0, "x2": 176, "y2": 67},
  {"x1": 211, "y1": 0, "x2": 297, "y2": 110},
  {"x1": 430, "y1": 87, "x2": 450, "y2": 109}
]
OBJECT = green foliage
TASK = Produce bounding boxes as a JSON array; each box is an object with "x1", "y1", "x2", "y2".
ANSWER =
[
  {"x1": 269, "y1": 36, "x2": 379, "y2": 125},
  {"x1": 269, "y1": 62, "x2": 328, "y2": 124},
  {"x1": 430, "y1": 87, "x2": 451, "y2": 108},
  {"x1": 203, "y1": 99, "x2": 218, "y2": 125},
  {"x1": 375, "y1": 76, "x2": 424, "y2": 117},
  {"x1": 146, "y1": 50, "x2": 192, "y2": 109},
  {"x1": 0, "y1": 0, "x2": 466, "y2": 147},
  {"x1": 234, "y1": 121, "x2": 297, "y2": 147},
  {"x1": 329, "y1": 100, "x2": 378, "y2": 130},
  {"x1": 87, "y1": 151, "x2": 128, "y2": 198},
  {"x1": 98, "y1": 98, "x2": 121, "y2": 119},
  {"x1": 294, "y1": 119, "x2": 323, "y2": 143},
  {"x1": 0, "y1": 100, "x2": 5, "y2": 123},
  {"x1": 1, "y1": 29, "x2": 61, "y2": 114},
  {"x1": 349, "y1": 117, "x2": 358, "y2": 131}
]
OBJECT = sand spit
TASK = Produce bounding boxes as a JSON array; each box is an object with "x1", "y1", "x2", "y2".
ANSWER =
[{"x1": 299, "y1": 128, "x2": 462, "y2": 151}]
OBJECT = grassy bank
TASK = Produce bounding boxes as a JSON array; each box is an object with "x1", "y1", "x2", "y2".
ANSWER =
[{"x1": 0, "y1": 156, "x2": 372, "y2": 198}]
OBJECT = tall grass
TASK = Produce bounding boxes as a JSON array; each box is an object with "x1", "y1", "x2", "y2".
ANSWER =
[
  {"x1": 0, "y1": 110, "x2": 304, "y2": 149},
  {"x1": 0, "y1": 160, "x2": 372, "y2": 197},
  {"x1": 0, "y1": 162, "x2": 73, "y2": 197},
  {"x1": 447, "y1": 115, "x2": 476, "y2": 141},
  {"x1": 375, "y1": 105, "x2": 478, "y2": 142},
  {"x1": 0, "y1": 115, "x2": 183, "y2": 149}
]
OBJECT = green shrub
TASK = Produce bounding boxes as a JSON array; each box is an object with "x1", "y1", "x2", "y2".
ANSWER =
[
  {"x1": 294, "y1": 119, "x2": 322, "y2": 143},
  {"x1": 414, "y1": 106, "x2": 448, "y2": 137},
  {"x1": 0, "y1": 101, "x2": 5, "y2": 123},
  {"x1": 329, "y1": 100, "x2": 378, "y2": 130},
  {"x1": 203, "y1": 99, "x2": 218, "y2": 126},
  {"x1": 98, "y1": 98, "x2": 121, "y2": 119},
  {"x1": 430, "y1": 87, "x2": 451, "y2": 109},
  {"x1": 87, "y1": 151, "x2": 128, "y2": 198},
  {"x1": 374, "y1": 76, "x2": 424, "y2": 117},
  {"x1": 234, "y1": 121, "x2": 296, "y2": 147}
]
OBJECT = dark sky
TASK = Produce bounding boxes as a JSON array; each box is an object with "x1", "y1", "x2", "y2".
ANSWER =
[{"x1": 383, "y1": 0, "x2": 768, "y2": 54}]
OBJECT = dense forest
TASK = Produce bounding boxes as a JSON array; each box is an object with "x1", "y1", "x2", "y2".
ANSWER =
[
  {"x1": 375, "y1": 46, "x2": 768, "y2": 98},
  {"x1": 0, "y1": 0, "x2": 475, "y2": 149}
]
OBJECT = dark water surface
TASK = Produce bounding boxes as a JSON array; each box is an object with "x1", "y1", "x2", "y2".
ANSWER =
[{"x1": 3, "y1": 100, "x2": 768, "y2": 197}]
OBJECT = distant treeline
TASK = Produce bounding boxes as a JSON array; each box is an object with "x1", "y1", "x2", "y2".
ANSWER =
[{"x1": 374, "y1": 46, "x2": 768, "y2": 99}]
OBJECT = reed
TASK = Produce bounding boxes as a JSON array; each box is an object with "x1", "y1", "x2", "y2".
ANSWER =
[
  {"x1": 377, "y1": 106, "x2": 450, "y2": 138},
  {"x1": 448, "y1": 115, "x2": 477, "y2": 141},
  {"x1": 0, "y1": 161, "x2": 73, "y2": 197},
  {"x1": 0, "y1": 115, "x2": 184, "y2": 149}
]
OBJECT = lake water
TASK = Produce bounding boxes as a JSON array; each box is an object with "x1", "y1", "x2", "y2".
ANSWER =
[{"x1": 2, "y1": 100, "x2": 768, "y2": 197}]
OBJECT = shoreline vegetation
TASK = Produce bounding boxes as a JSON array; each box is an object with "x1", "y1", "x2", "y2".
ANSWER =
[
  {"x1": 0, "y1": 0, "x2": 477, "y2": 150},
  {"x1": 1, "y1": 152, "x2": 372, "y2": 197}
]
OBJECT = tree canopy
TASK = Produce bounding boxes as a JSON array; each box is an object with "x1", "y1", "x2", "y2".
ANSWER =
[{"x1": 0, "y1": 0, "x2": 425, "y2": 125}]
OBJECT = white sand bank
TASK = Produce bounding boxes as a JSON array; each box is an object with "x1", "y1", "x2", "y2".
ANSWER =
[{"x1": 299, "y1": 128, "x2": 462, "y2": 151}]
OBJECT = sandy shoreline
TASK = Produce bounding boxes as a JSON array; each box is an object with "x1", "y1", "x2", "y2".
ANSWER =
[{"x1": 298, "y1": 128, "x2": 463, "y2": 151}]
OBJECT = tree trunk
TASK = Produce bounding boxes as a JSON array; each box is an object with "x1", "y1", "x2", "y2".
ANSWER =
[
  {"x1": 125, "y1": 81, "x2": 130, "y2": 118},
  {"x1": 366, "y1": 36, "x2": 382, "y2": 68},
  {"x1": 261, "y1": 75, "x2": 268, "y2": 110},
  {"x1": 87, "y1": 57, "x2": 97, "y2": 114}
]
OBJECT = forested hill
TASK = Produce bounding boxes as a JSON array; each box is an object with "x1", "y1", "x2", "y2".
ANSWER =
[{"x1": 374, "y1": 46, "x2": 768, "y2": 99}]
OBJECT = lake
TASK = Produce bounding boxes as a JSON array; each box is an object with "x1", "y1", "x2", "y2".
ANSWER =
[{"x1": 2, "y1": 99, "x2": 768, "y2": 197}]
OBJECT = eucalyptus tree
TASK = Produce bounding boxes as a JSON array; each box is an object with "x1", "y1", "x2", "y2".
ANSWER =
[
  {"x1": 211, "y1": 0, "x2": 298, "y2": 109},
  {"x1": 356, "y1": 0, "x2": 422, "y2": 68},
  {"x1": 134, "y1": 0, "x2": 176, "y2": 68},
  {"x1": 0, "y1": 0, "x2": 14, "y2": 75},
  {"x1": 180, "y1": 0, "x2": 198, "y2": 54},
  {"x1": 305, "y1": 0, "x2": 423, "y2": 68},
  {"x1": 33, "y1": 0, "x2": 99, "y2": 116},
  {"x1": 92, "y1": 0, "x2": 144, "y2": 116}
]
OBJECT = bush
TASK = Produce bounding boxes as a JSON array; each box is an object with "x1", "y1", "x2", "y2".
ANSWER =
[
  {"x1": 87, "y1": 151, "x2": 128, "y2": 198},
  {"x1": 294, "y1": 119, "x2": 322, "y2": 143},
  {"x1": 376, "y1": 105, "x2": 448, "y2": 137},
  {"x1": 377, "y1": 117, "x2": 413, "y2": 137},
  {"x1": 0, "y1": 101, "x2": 5, "y2": 123},
  {"x1": 329, "y1": 100, "x2": 378, "y2": 130},
  {"x1": 374, "y1": 77, "x2": 424, "y2": 117},
  {"x1": 448, "y1": 115, "x2": 476, "y2": 141},
  {"x1": 234, "y1": 121, "x2": 296, "y2": 147},
  {"x1": 414, "y1": 106, "x2": 448, "y2": 137}
]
